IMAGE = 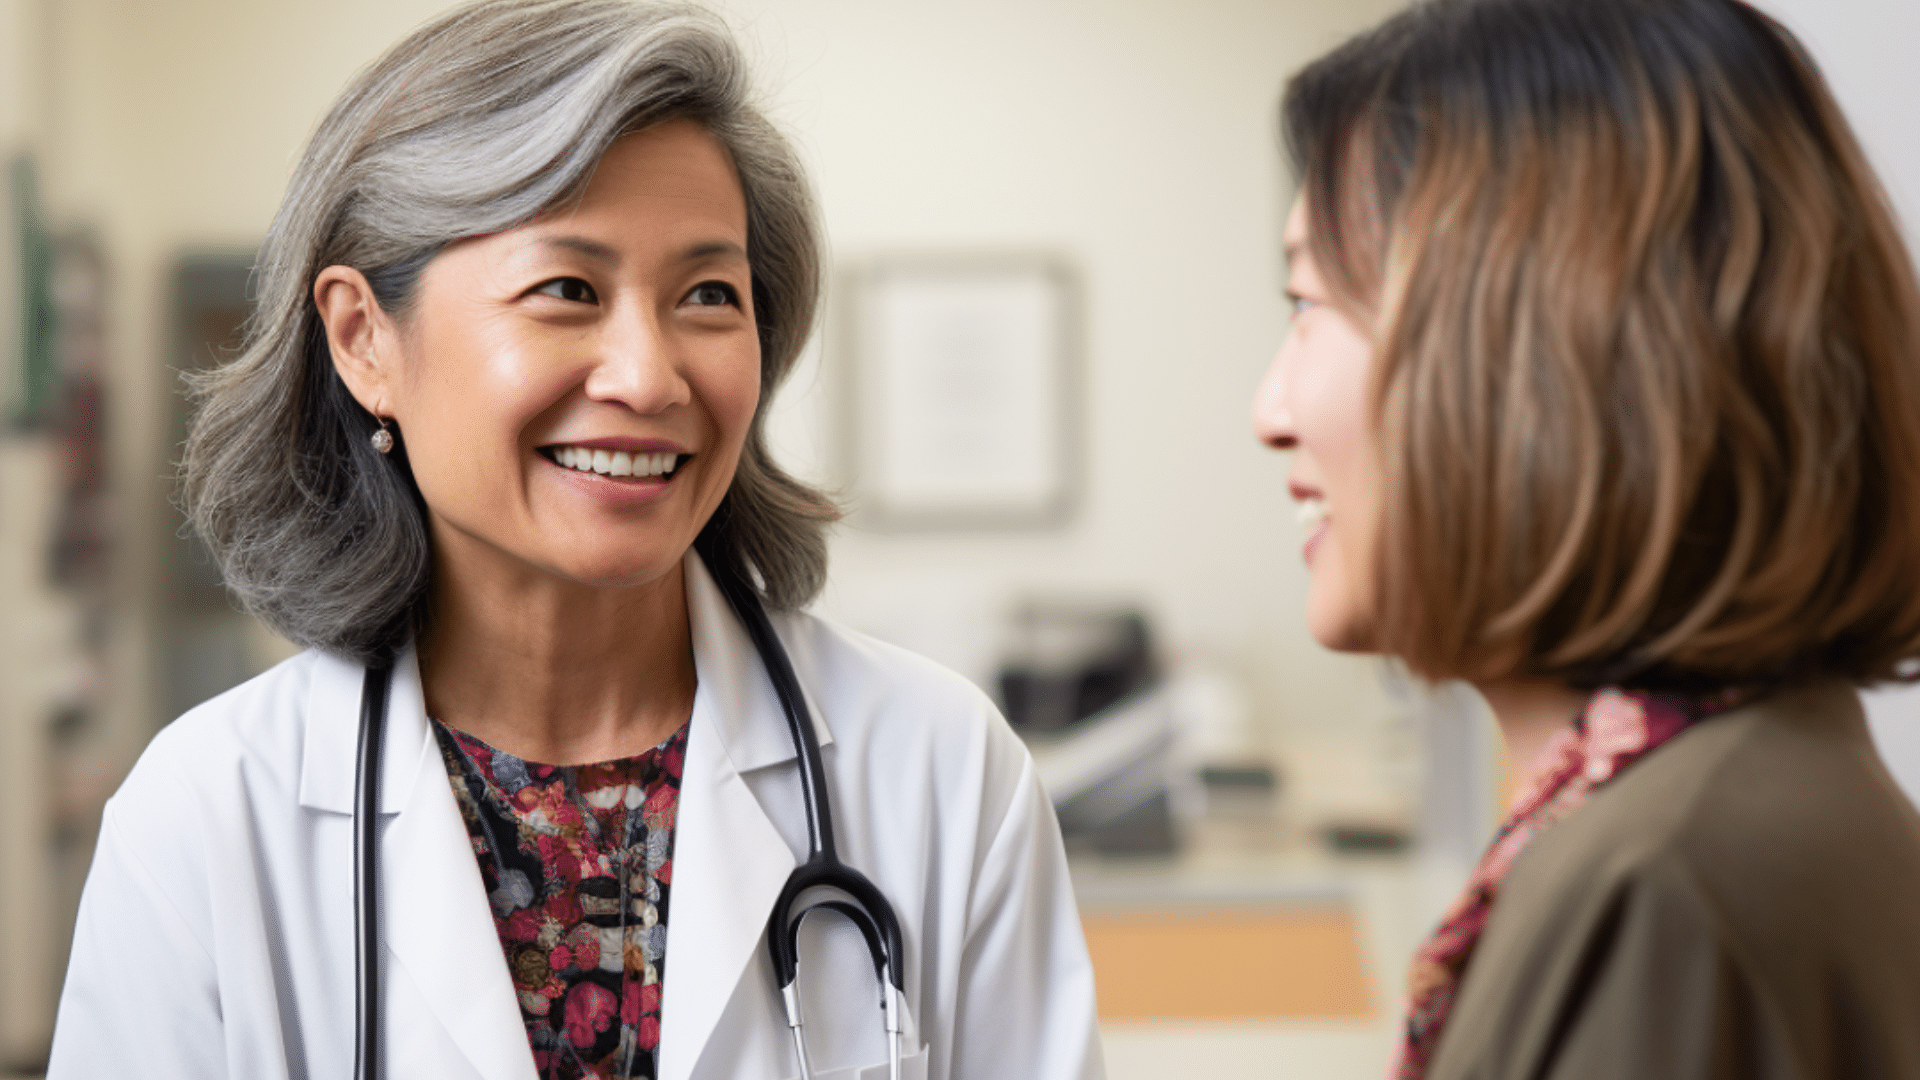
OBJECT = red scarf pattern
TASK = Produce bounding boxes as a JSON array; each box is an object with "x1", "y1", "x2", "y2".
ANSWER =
[{"x1": 1392, "y1": 686, "x2": 1748, "y2": 1079}]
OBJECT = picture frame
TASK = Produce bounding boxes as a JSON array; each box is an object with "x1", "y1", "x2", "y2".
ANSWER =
[{"x1": 840, "y1": 253, "x2": 1080, "y2": 531}]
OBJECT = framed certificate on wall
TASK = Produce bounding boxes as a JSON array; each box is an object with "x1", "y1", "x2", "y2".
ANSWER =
[{"x1": 843, "y1": 254, "x2": 1079, "y2": 530}]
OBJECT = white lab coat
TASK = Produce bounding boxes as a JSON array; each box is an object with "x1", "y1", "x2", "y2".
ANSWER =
[{"x1": 47, "y1": 555, "x2": 1105, "y2": 1080}]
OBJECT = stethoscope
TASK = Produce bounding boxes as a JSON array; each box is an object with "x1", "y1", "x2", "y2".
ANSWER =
[{"x1": 351, "y1": 552, "x2": 906, "y2": 1080}]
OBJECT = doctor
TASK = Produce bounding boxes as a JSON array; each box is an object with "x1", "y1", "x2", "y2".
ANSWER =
[{"x1": 47, "y1": 3, "x2": 1103, "y2": 1079}]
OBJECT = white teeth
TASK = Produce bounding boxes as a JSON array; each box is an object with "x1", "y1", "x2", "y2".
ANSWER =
[
  {"x1": 1295, "y1": 497, "x2": 1328, "y2": 525},
  {"x1": 549, "y1": 446, "x2": 679, "y2": 478}
]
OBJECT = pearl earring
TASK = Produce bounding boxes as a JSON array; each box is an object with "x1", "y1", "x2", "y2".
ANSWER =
[{"x1": 371, "y1": 418, "x2": 394, "y2": 455}]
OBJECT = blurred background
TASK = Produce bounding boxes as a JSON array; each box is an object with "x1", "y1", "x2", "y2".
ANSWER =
[{"x1": 0, "y1": 0, "x2": 1915, "y2": 1076}]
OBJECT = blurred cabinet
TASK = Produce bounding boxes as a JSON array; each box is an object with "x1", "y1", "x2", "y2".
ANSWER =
[
  {"x1": 160, "y1": 255, "x2": 263, "y2": 725},
  {"x1": 0, "y1": 219, "x2": 115, "y2": 1073},
  {"x1": 0, "y1": 436, "x2": 77, "y2": 1070}
]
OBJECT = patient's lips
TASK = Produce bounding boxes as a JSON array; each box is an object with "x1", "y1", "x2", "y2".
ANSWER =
[{"x1": 1290, "y1": 481, "x2": 1329, "y2": 565}]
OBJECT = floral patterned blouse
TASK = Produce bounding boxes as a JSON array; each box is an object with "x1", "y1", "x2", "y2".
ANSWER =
[{"x1": 432, "y1": 719, "x2": 689, "y2": 1080}]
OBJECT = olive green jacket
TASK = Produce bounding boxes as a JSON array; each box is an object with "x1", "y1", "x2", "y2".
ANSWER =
[{"x1": 1430, "y1": 681, "x2": 1920, "y2": 1080}]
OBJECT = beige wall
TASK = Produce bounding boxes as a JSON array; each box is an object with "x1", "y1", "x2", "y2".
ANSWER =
[{"x1": 1757, "y1": 0, "x2": 1920, "y2": 235}]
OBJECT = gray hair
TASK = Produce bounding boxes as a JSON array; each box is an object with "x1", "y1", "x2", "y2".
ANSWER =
[{"x1": 180, "y1": 0, "x2": 837, "y2": 665}]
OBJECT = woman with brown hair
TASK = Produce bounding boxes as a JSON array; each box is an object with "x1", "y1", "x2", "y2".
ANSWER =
[{"x1": 1254, "y1": 0, "x2": 1920, "y2": 1076}]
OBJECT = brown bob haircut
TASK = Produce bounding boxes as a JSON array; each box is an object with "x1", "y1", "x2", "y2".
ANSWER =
[{"x1": 1282, "y1": 0, "x2": 1920, "y2": 690}]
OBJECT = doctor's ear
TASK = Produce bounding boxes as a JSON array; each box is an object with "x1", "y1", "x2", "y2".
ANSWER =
[{"x1": 314, "y1": 265, "x2": 401, "y2": 418}]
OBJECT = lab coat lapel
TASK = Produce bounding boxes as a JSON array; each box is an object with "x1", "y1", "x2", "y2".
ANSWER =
[
  {"x1": 297, "y1": 648, "x2": 421, "y2": 815},
  {"x1": 362, "y1": 652, "x2": 540, "y2": 1080},
  {"x1": 656, "y1": 555, "x2": 816, "y2": 1080}
]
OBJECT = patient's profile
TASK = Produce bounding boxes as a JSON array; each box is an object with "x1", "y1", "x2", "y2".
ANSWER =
[{"x1": 1254, "y1": 0, "x2": 1920, "y2": 1075}]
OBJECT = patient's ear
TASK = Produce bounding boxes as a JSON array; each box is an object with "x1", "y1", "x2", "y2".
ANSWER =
[{"x1": 314, "y1": 265, "x2": 400, "y2": 417}]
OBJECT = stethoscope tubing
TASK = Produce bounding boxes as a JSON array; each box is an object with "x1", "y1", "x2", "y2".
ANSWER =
[
  {"x1": 705, "y1": 557, "x2": 838, "y2": 862},
  {"x1": 353, "y1": 662, "x2": 391, "y2": 1080}
]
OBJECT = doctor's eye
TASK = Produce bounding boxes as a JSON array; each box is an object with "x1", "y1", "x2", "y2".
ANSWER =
[
  {"x1": 532, "y1": 277, "x2": 600, "y2": 304},
  {"x1": 1287, "y1": 291, "x2": 1321, "y2": 317},
  {"x1": 683, "y1": 281, "x2": 740, "y2": 308}
]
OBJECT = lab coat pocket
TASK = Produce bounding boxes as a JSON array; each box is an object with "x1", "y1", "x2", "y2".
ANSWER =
[{"x1": 781, "y1": 1042, "x2": 929, "y2": 1080}]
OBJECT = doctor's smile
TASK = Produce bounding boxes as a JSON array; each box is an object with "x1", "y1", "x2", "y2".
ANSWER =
[
  {"x1": 541, "y1": 443, "x2": 686, "y2": 482},
  {"x1": 539, "y1": 441, "x2": 691, "y2": 509}
]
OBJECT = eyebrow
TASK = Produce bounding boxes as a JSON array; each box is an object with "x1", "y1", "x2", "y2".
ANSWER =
[
  {"x1": 533, "y1": 235, "x2": 748, "y2": 267},
  {"x1": 1283, "y1": 240, "x2": 1305, "y2": 266},
  {"x1": 538, "y1": 235, "x2": 621, "y2": 263},
  {"x1": 679, "y1": 239, "x2": 748, "y2": 264}
]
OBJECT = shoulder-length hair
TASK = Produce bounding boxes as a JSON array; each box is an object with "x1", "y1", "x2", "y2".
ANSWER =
[
  {"x1": 1281, "y1": 0, "x2": 1920, "y2": 690},
  {"x1": 181, "y1": 0, "x2": 836, "y2": 665}
]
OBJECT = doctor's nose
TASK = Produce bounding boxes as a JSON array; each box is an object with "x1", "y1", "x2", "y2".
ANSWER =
[
  {"x1": 583, "y1": 311, "x2": 694, "y2": 415},
  {"x1": 1251, "y1": 348, "x2": 1297, "y2": 450}
]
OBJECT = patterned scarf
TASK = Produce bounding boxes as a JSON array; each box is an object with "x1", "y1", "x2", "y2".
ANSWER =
[{"x1": 1392, "y1": 686, "x2": 1749, "y2": 1079}]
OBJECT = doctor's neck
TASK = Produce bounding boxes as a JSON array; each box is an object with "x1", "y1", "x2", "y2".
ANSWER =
[{"x1": 415, "y1": 526, "x2": 697, "y2": 768}]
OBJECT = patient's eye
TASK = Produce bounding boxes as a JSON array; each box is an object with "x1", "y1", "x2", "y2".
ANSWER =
[{"x1": 684, "y1": 281, "x2": 740, "y2": 308}]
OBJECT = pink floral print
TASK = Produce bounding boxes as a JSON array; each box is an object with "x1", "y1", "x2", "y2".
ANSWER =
[{"x1": 434, "y1": 720, "x2": 688, "y2": 1080}]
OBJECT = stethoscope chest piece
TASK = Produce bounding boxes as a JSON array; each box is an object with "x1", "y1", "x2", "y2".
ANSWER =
[
  {"x1": 767, "y1": 859, "x2": 907, "y2": 1080},
  {"x1": 705, "y1": 551, "x2": 906, "y2": 1080}
]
